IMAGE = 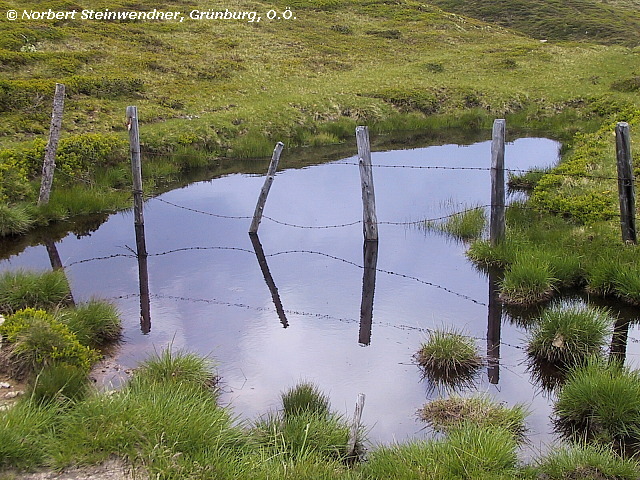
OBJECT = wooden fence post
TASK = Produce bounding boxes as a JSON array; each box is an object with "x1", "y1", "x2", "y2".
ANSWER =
[
  {"x1": 490, "y1": 119, "x2": 506, "y2": 246},
  {"x1": 356, "y1": 126, "x2": 378, "y2": 242},
  {"x1": 38, "y1": 83, "x2": 65, "y2": 205},
  {"x1": 616, "y1": 122, "x2": 636, "y2": 244},
  {"x1": 249, "y1": 142, "x2": 284, "y2": 234},
  {"x1": 347, "y1": 393, "x2": 365, "y2": 459}
]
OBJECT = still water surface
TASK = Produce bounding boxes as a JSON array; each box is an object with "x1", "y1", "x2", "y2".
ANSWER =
[{"x1": 3, "y1": 136, "x2": 639, "y2": 454}]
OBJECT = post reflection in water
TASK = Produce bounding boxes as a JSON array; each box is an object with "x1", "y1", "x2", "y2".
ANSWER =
[
  {"x1": 611, "y1": 316, "x2": 631, "y2": 364},
  {"x1": 359, "y1": 240, "x2": 378, "y2": 346},
  {"x1": 487, "y1": 269, "x2": 502, "y2": 384},
  {"x1": 44, "y1": 238, "x2": 75, "y2": 306},
  {"x1": 249, "y1": 233, "x2": 289, "y2": 328},
  {"x1": 135, "y1": 223, "x2": 151, "y2": 334}
]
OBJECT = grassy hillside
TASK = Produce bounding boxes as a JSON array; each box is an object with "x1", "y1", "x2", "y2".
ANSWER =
[
  {"x1": 0, "y1": 0, "x2": 638, "y2": 234},
  {"x1": 427, "y1": 0, "x2": 640, "y2": 46}
]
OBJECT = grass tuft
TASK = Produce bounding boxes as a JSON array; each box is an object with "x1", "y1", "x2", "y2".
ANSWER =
[
  {"x1": 0, "y1": 270, "x2": 71, "y2": 315},
  {"x1": 423, "y1": 206, "x2": 486, "y2": 240},
  {"x1": 27, "y1": 363, "x2": 89, "y2": 406},
  {"x1": 0, "y1": 204, "x2": 36, "y2": 237},
  {"x1": 535, "y1": 443, "x2": 640, "y2": 480},
  {"x1": 419, "y1": 394, "x2": 528, "y2": 440},
  {"x1": 415, "y1": 328, "x2": 482, "y2": 391},
  {"x1": 281, "y1": 381, "x2": 331, "y2": 419},
  {"x1": 499, "y1": 256, "x2": 556, "y2": 305},
  {"x1": 55, "y1": 299, "x2": 122, "y2": 348},
  {"x1": 526, "y1": 300, "x2": 613, "y2": 366},
  {"x1": 554, "y1": 358, "x2": 640, "y2": 452}
]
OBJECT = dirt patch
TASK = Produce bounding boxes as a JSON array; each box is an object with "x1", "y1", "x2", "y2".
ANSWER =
[{"x1": 1, "y1": 458, "x2": 143, "y2": 480}]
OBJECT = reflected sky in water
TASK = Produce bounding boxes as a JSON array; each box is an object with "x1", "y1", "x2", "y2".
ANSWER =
[{"x1": 4, "y1": 137, "x2": 638, "y2": 455}]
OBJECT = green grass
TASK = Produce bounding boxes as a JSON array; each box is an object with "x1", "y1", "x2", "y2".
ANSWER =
[
  {"x1": 499, "y1": 256, "x2": 556, "y2": 305},
  {"x1": 0, "y1": 204, "x2": 36, "y2": 236},
  {"x1": 27, "y1": 363, "x2": 89, "y2": 406},
  {"x1": 419, "y1": 394, "x2": 528, "y2": 440},
  {"x1": 415, "y1": 328, "x2": 482, "y2": 390},
  {"x1": 422, "y1": 206, "x2": 487, "y2": 240},
  {"x1": 281, "y1": 381, "x2": 331, "y2": 419},
  {"x1": 55, "y1": 299, "x2": 122, "y2": 348},
  {"x1": 553, "y1": 358, "x2": 640, "y2": 452},
  {"x1": 362, "y1": 424, "x2": 519, "y2": 480},
  {"x1": 535, "y1": 443, "x2": 640, "y2": 480},
  {"x1": 526, "y1": 300, "x2": 613, "y2": 366},
  {"x1": 0, "y1": 270, "x2": 71, "y2": 315}
]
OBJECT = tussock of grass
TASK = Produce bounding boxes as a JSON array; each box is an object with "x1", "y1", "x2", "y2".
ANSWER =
[
  {"x1": 27, "y1": 363, "x2": 89, "y2": 406},
  {"x1": 535, "y1": 443, "x2": 640, "y2": 480},
  {"x1": 0, "y1": 204, "x2": 36, "y2": 237},
  {"x1": 0, "y1": 270, "x2": 71, "y2": 315},
  {"x1": 554, "y1": 358, "x2": 640, "y2": 452},
  {"x1": 55, "y1": 299, "x2": 122, "y2": 348},
  {"x1": 526, "y1": 300, "x2": 613, "y2": 366},
  {"x1": 281, "y1": 381, "x2": 331, "y2": 419},
  {"x1": 415, "y1": 328, "x2": 482, "y2": 391},
  {"x1": 422, "y1": 206, "x2": 486, "y2": 240},
  {"x1": 419, "y1": 394, "x2": 528, "y2": 440},
  {"x1": 363, "y1": 424, "x2": 519, "y2": 480},
  {"x1": 499, "y1": 256, "x2": 556, "y2": 306}
]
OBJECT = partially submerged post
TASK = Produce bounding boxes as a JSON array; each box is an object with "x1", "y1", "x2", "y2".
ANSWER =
[
  {"x1": 249, "y1": 142, "x2": 284, "y2": 234},
  {"x1": 126, "y1": 106, "x2": 150, "y2": 333},
  {"x1": 356, "y1": 126, "x2": 378, "y2": 242},
  {"x1": 347, "y1": 393, "x2": 365, "y2": 459},
  {"x1": 490, "y1": 119, "x2": 506, "y2": 247},
  {"x1": 486, "y1": 269, "x2": 501, "y2": 384},
  {"x1": 615, "y1": 122, "x2": 636, "y2": 244},
  {"x1": 38, "y1": 83, "x2": 65, "y2": 205}
]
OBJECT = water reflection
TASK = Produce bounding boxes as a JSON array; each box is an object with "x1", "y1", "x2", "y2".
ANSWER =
[
  {"x1": 249, "y1": 232, "x2": 289, "y2": 328},
  {"x1": 359, "y1": 240, "x2": 378, "y2": 346},
  {"x1": 44, "y1": 238, "x2": 75, "y2": 307},
  {"x1": 486, "y1": 269, "x2": 502, "y2": 384},
  {"x1": 134, "y1": 223, "x2": 151, "y2": 334}
]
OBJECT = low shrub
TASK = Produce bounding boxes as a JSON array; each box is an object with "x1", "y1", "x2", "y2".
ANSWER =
[{"x1": 0, "y1": 308, "x2": 100, "y2": 377}]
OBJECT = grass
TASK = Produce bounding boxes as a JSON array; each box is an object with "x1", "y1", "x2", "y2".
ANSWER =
[
  {"x1": 0, "y1": 269, "x2": 71, "y2": 314},
  {"x1": 499, "y1": 256, "x2": 556, "y2": 305},
  {"x1": 422, "y1": 206, "x2": 487, "y2": 240},
  {"x1": 535, "y1": 443, "x2": 640, "y2": 480},
  {"x1": 553, "y1": 358, "x2": 640, "y2": 452},
  {"x1": 526, "y1": 300, "x2": 613, "y2": 366},
  {"x1": 55, "y1": 299, "x2": 122, "y2": 348},
  {"x1": 415, "y1": 328, "x2": 482, "y2": 391},
  {"x1": 281, "y1": 381, "x2": 331, "y2": 419},
  {"x1": 27, "y1": 363, "x2": 89, "y2": 406},
  {"x1": 419, "y1": 394, "x2": 528, "y2": 440}
]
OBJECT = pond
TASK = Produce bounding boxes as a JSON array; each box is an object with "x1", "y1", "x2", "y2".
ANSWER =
[{"x1": 2, "y1": 134, "x2": 639, "y2": 456}]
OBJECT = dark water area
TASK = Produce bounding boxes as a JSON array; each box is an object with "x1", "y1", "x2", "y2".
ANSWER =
[{"x1": 3, "y1": 135, "x2": 640, "y2": 456}]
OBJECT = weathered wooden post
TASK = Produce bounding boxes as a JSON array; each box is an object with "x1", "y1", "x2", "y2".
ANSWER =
[
  {"x1": 347, "y1": 393, "x2": 365, "y2": 459},
  {"x1": 249, "y1": 142, "x2": 284, "y2": 234},
  {"x1": 38, "y1": 83, "x2": 65, "y2": 205},
  {"x1": 126, "y1": 106, "x2": 150, "y2": 333},
  {"x1": 490, "y1": 119, "x2": 506, "y2": 246},
  {"x1": 126, "y1": 106, "x2": 147, "y2": 256},
  {"x1": 616, "y1": 122, "x2": 636, "y2": 244},
  {"x1": 356, "y1": 126, "x2": 378, "y2": 242}
]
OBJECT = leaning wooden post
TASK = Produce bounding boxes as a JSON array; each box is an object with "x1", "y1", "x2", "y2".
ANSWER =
[
  {"x1": 249, "y1": 142, "x2": 284, "y2": 234},
  {"x1": 616, "y1": 122, "x2": 636, "y2": 244},
  {"x1": 347, "y1": 393, "x2": 365, "y2": 459},
  {"x1": 126, "y1": 106, "x2": 147, "y2": 256},
  {"x1": 490, "y1": 119, "x2": 506, "y2": 246},
  {"x1": 356, "y1": 126, "x2": 378, "y2": 242},
  {"x1": 38, "y1": 83, "x2": 65, "y2": 205}
]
